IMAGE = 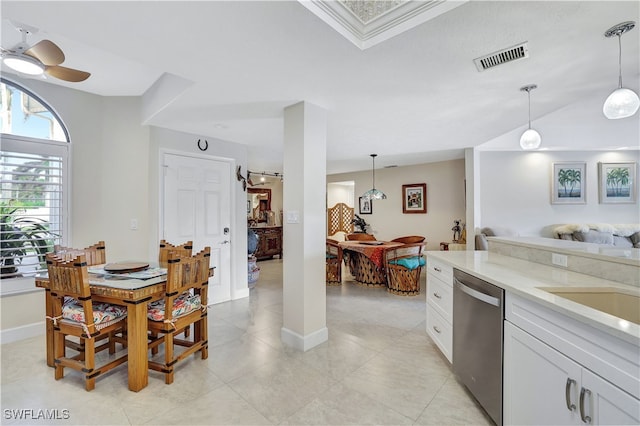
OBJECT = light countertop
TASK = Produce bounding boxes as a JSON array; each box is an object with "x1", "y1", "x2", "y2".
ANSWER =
[{"x1": 427, "y1": 250, "x2": 640, "y2": 345}]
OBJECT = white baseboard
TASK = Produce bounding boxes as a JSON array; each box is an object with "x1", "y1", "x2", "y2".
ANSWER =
[
  {"x1": 281, "y1": 326, "x2": 328, "y2": 351},
  {"x1": 1, "y1": 322, "x2": 45, "y2": 344},
  {"x1": 233, "y1": 287, "x2": 250, "y2": 300}
]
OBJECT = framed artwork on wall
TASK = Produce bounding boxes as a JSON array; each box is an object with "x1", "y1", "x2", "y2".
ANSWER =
[
  {"x1": 551, "y1": 162, "x2": 586, "y2": 204},
  {"x1": 402, "y1": 183, "x2": 427, "y2": 213},
  {"x1": 359, "y1": 197, "x2": 372, "y2": 214},
  {"x1": 598, "y1": 162, "x2": 637, "y2": 204}
]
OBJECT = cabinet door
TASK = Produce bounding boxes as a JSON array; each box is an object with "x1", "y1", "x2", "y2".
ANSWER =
[
  {"x1": 581, "y1": 369, "x2": 640, "y2": 425},
  {"x1": 504, "y1": 322, "x2": 582, "y2": 425}
]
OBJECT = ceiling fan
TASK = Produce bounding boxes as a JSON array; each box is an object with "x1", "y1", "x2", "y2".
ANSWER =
[{"x1": 1, "y1": 26, "x2": 90, "y2": 82}]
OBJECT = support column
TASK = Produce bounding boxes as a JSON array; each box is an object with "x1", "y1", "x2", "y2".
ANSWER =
[
  {"x1": 465, "y1": 147, "x2": 480, "y2": 249},
  {"x1": 281, "y1": 101, "x2": 328, "y2": 351}
]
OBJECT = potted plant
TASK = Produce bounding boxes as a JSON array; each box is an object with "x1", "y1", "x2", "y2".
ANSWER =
[{"x1": 0, "y1": 202, "x2": 56, "y2": 278}]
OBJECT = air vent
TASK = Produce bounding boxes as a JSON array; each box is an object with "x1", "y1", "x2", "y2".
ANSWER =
[{"x1": 474, "y1": 42, "x2": 529, "y2": 72}]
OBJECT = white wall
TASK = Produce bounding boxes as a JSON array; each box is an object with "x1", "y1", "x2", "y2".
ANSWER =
[
  {"x1": 327, "y1": 181, "x2": 355, "y2": 207},
  {"x1": 328, "y1": 159, "x2": 466, "y2": 250},
  {"x1": 478, "y1": 150, "x2": 640, "y2": 236}
]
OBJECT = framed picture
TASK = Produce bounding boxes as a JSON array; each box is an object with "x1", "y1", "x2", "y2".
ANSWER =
[
  {"x1": 402, "y1": 183, "x2": 427, "y2": 213},
  {"x1": 359, "y1": 197, "x2": 372, "y2": 214},
  {"x1": 598, "y1": 162, "x2": 637, "y2": 204},
  {"x1": 552, "y1": 162, "x2": 586, "y2": 204}
]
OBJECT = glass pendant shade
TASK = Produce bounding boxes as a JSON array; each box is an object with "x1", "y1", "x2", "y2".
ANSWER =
[
  {"x1": 361, "y1": 154, "x2": 386, "y2": 200},
  {"x1": 3, "y1": 54, "x2": 44, "y2": 75},
  {"x1": 519, "y1": 84, "x2": 541, "y2": 150},
  {"x1": 603, "y1": 88, "x2": 640, "y2": 119},
  {"x1": 361, "y1": 188, "x2": 386, "y2": 200},
  {"x1": 520, "y1": 129, "x2": 541, "y2": 150}
]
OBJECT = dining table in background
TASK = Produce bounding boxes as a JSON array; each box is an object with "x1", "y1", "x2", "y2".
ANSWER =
[
  {"x1": 338, "y1": 240, "x2": 403, "y2": 286},
  {"x1": 35, "y1": 264, "x2": 214, "y2": 392}
]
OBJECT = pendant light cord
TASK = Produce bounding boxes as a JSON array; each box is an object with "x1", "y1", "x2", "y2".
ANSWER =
[
  {"x1": 617, "y1": 34, "x2": 623, "y2": 89},
  {"x1": 527, "y1": 89, "x2": 532, "y2": 130},
  {"x1": 372, "y1": 155, "x2": 376, "y2": 190}
]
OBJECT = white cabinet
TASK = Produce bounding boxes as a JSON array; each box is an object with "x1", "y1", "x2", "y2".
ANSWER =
[
  {"x1": 505, "y1": 294, "x2": 640, "y2": 425},
  {"x1": 426, "y1": 256, "x2": 453, "y2": 363}
]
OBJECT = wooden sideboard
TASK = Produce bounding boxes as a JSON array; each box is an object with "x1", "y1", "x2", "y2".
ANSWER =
[{"x1": 252, "y1": 226, "x2": 282, "y2": 260}]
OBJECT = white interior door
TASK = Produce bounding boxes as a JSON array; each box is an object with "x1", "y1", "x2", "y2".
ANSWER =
[{"x1": 162, "y1": 153, "x2": 232, "y2": 304}]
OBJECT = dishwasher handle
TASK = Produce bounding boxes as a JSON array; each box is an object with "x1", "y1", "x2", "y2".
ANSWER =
[{"x1": 454, "y1": 277, "x2": 501, "y2": 307}]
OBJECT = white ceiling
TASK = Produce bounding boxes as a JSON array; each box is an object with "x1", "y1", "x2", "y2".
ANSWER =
[{"x1": 1, "y1": 1, "x2": 638, "y2": 174}]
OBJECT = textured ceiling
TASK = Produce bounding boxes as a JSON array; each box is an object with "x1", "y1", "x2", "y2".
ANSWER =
[{"x1": 1, "y1": 1, "x2": 638, "y2": 175}]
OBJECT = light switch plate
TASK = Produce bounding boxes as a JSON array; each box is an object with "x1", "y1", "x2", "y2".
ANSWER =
[{"x1": 286, "y1": 211, "x2": 300, "y2": 224}]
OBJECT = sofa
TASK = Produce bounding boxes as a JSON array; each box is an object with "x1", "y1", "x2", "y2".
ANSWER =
[
  {"x1": 475, "y1": 226, "x2": 519, "y2": 250},
  {"x1": 553, "y1": 223, "x2": 640, "y2": 248}
]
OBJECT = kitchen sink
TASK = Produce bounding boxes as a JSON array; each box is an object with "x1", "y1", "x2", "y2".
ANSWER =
[{"x1": 538, "y1": 287, "x2": 640, "y2": 325}]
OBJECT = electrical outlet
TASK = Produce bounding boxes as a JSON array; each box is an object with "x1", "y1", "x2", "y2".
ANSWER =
[
  {"x1": 552, "y1": 253, "x2": 567, "y2": 267},
  {"x1": 130, "y1": 219, "x2": 138, "y2": 230}
]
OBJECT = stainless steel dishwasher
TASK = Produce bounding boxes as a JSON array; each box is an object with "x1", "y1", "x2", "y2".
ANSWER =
[{"x1": 453, "y1": 269, "x2": 504, "y2": 426}]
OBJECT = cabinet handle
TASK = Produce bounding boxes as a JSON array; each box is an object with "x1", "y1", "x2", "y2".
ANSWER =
[
  {"x1": 433, "y1": 292, "x2": 442, "y2": 299},
  {"x1": 565, "y1": 378, "x2": 576, "y2": 411},
  {"x1": 579, "y1": 387, "x2": 592, "y2": 424},
  {"x1": 432, "y1": 326, "x2": 441, "y2": 334},
  {"x1": 434, "y1": 267, "x2": 442, "y2": 272}
]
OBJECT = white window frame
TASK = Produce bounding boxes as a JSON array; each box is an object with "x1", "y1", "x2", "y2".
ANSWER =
[{"x1": 1, "y1": 80, "x2": 71, "y2": 296}]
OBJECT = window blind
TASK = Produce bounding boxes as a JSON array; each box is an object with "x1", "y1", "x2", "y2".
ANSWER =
[{"x1": 1, "y1": 148, "x2": 65, "y2": 279}]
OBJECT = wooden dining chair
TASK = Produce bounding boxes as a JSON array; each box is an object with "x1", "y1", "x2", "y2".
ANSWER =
[
  {"x1": 345, "y1": 233, "x2": 377, "y2": 241},
  {"x1": 54, "y1": 241, "x2": 106, "y2": 265},
  {"x1": 156, "y1": 239, "x2": 193, "y2": 342},
  {"x1": 147, "y1": 247, "x2": 210, "y2": 384},
  {"x1": 52, "y1": 241, "x2": 113, "y2": 358},
  {"x1": 158, "y1": 239, "x2": 193, "y2": 267},
  {"x1": 46, "y1": 254, "x2": 128, "y2": 391},
  {"x1": 326, "y1": 239, "x2": 342, "y2": 285},
  {"x1": 391, "y1": 235, "x2": 425, "y2": 244},
  {"x1": 385, "y1": 241, "x2": 426, "y2": 296}
]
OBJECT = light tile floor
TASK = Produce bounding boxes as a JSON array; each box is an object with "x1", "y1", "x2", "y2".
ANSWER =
[{"x1": 1, "y1": 259, "x2": 492, "y2": 425}]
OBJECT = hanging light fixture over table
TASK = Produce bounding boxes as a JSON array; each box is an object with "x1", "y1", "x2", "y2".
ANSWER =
[
  {"x1": 519, "y1": 84, "x2": 541, "y2": 150},
  {"x1": 603, "y1": 21, "x2": 639, "y2": 119},
  {"x1": 361, "y1": 154, "x2": 386, "y2": 200}
]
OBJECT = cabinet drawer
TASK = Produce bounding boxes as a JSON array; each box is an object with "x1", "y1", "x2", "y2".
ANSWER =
[
  {"x1": 427, "y1": 274, "x2": 453, "y2": 323},
  {"x1": 427, "y1": 307, "x2": 452, "y2": 364},
  {"x1": 426, "y1": 257, "x2": 453, "y2": 284}
]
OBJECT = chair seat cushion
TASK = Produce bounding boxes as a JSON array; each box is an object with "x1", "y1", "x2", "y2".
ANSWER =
[
  {"x1": 62, "y1": 298, "x2": 127, "y2": 325},
  {"x1": 389, "y1": 256, "x2": 426, "y2": 270},
  {"x1": 147, "y1": 292, "x2": 201, "y2": 322}
]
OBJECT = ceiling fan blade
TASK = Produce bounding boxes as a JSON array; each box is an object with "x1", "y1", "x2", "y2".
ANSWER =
[
  {"x1": 45, "y1": 65, "x2": 90, "y2": 82},
  {"x1": 24, "y1": 40, "x2": 65, "y2": 66}
]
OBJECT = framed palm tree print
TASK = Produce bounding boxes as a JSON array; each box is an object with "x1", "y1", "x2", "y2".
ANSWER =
[
  {"x1": 598, "y1": 162, "x2": 636, "y2": 204},
  {"x1": 552, "y1": 162, "x2": 586, "y2": 204}
]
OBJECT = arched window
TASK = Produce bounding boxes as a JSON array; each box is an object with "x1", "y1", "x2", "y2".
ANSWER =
[{"x1": 0, "y1": 78, "x2": 69, "y2": 293}]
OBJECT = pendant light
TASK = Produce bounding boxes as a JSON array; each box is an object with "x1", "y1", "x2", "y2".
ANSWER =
[
  {"x1": 603, "y1": 21, "x2": 639, "y2": 119},
  {"x1": 519, "y1": 84, "x2": 541, "y2": 150},
  {"x1": 361, "y1": 154, "x2": 386, "y2": 200}
]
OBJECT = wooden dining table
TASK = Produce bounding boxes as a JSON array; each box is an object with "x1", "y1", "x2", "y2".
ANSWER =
[
  {"x1": 35, "y1": 264, "x2": 214, "y2": 392},
  {"x1": 338, "y1": 241, "x2": 403, "y2": 286}
]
